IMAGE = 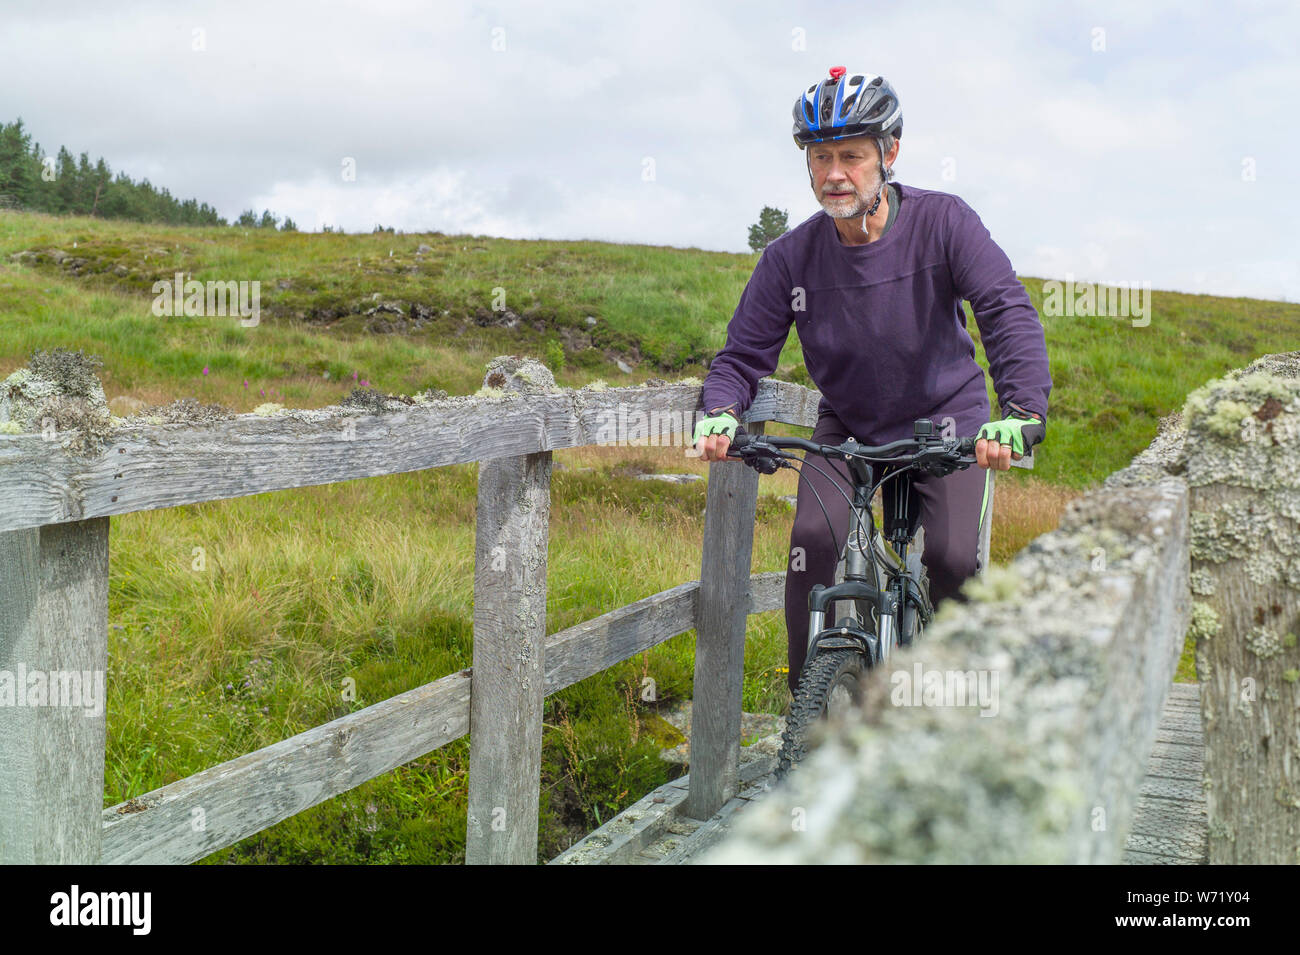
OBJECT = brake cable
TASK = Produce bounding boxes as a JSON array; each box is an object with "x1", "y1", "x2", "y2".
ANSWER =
[{"x1": 744, "y1": 440, "x2": 881, "y2": 584}]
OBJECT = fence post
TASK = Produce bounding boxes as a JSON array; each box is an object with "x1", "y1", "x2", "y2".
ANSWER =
[
  {"x1": 1184, "y1": 358, "x2": 1300, "y2": 863},
  {"x1": 0, "y1": 518, "x2": 110, "y2": 864},
  {"x1": 465, "y1": 449, "x2": 551, "y2": 864},
  {"x1": 686, "y1": 421, "x2": 764, "y2": 821}
]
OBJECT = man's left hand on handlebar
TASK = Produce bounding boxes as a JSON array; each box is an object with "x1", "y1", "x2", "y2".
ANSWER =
[{"x1": 975, "y1": 405, "x2": 1045, "y2": 471}]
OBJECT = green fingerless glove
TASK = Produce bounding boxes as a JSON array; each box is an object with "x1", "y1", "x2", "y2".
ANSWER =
[
  {"x1": 978, "y1": 412, "x2": 1045, "y2": 455},
  {"x1": 693, "y1": 410, "x2": 740, "y2": 445}
]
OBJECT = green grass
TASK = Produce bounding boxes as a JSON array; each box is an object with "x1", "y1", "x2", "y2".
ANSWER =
[{"x1": 1, "y1": 209, "x2": 1256, "y2": 861}]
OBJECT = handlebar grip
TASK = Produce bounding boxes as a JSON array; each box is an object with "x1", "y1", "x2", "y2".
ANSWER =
[{"x1": 726, "y1": 431, "x2": 753, "y2": 455}]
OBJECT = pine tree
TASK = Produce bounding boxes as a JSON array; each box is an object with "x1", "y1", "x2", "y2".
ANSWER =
[
  {"x1": 89, "y1": 157, "x2": 111, "y2": 216},
  {"x1": 53, "y1": 146, "x2": 77, "y2": 214},
  {"x1": 75, "y1": 152, "x2": 94, "y2": 213},
  {"x1": 747, "y1": 206, "x2": 789, "y2": 252},
  {"x1": 0, "y1": 119, "x2": 35, "y2": 208}
]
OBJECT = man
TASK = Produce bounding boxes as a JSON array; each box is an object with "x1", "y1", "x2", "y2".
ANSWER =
[{"x1": 692, "y1": 67, "x2": 1051, "y2": 694}]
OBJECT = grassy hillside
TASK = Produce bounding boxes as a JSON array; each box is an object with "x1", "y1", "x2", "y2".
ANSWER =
[
  {"x1": 1, "y1": 209, "x2": 1285, "y2": 862},
  {"x1": 4, "y1": 211, "x2": 1298, "y2": 487}
]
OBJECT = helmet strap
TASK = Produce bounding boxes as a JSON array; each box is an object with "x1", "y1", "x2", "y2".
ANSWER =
[
  {"x1": 863, "y1": 179, "x2": 885, "y2": 219},
  {"x1": 861, "y1": 135, "x2": 889, "y2": 222}
]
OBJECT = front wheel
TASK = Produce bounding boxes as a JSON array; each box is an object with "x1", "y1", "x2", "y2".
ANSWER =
[
  {"x1": 898, "y1": 527, "x2": 930, "y2": 647},
  {"x1": 776, "y1": 648, "x2": 867, "y2": 779},
  {"x1": 899, "y1": 570, "x2": 930, "y2": 647}
]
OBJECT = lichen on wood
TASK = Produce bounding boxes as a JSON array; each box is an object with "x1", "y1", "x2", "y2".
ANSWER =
[
  {"x1": 1183, "y1": 352, "x2": 1300, "y2": 864},
  {"x1": 0, "y1": 348, "x2": 115, "y2": 456}
]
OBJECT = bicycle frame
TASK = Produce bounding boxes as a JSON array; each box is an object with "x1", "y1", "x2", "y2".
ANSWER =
[
  {"x1": 726, "y1": 420, "x2": 974, "y2": 677},
  {"x1": 804, "y1": 462, "x2": 929, "y2": 669}
]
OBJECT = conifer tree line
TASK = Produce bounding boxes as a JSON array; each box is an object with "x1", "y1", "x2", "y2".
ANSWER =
[{"x1": 0, "y1": 117, "x2": 231, "y2": 225}]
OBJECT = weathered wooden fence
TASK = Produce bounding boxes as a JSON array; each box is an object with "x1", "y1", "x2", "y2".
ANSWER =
[{"x1": 0, "y1": 358, "x2": 1029, "y2": 865}]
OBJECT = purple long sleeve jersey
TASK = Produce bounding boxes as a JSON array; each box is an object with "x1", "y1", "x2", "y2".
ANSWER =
[{"x1": 702, "y1": 183, "x2": 1052, "y2": 446}]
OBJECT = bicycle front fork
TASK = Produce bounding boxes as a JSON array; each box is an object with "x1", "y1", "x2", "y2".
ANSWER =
[{"x1": 806, "y1": 580, "x2": 899, "y2": 666}]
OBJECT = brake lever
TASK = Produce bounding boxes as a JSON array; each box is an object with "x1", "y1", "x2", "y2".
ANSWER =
[
  {"x1": 724, "y1": 434, "x2": 784, "y2": 474},
  {"x1": 914, "y1": 440, "x2": 977, "y2": 475}
]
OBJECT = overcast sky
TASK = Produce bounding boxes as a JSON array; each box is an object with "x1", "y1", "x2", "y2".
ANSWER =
[{"x1": 3, "y1": 0, "x2": 1297, "y2": 301}]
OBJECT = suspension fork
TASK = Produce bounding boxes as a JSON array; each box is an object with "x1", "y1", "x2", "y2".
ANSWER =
[
  {"x1": 805, "y1": 482, "x2": 900, "y2": 663},
  {"x1": 880, "y1": 466, "x2": 924, "y2": 656},
  {"x1": 877, "y1": 589, "x2": 898, "y2": 662}
]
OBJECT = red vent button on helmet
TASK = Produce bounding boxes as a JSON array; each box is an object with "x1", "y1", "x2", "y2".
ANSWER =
[{"x1": 828, "y1": 66, "x2": 846, "y2": 80}]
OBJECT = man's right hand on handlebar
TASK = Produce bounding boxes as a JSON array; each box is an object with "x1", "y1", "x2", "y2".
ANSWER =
[{"x1": 692, "y1": 406, "x2": 742, "y2": 462}]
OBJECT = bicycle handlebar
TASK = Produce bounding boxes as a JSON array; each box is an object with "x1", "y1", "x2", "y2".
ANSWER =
[{"x1": 724, "y1": 419, "x2": 977, "y2": 476}]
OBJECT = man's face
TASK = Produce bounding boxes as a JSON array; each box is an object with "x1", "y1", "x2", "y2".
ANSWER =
[{"x1": 808, "y1": 135, "x2": 884, "y2": 219}]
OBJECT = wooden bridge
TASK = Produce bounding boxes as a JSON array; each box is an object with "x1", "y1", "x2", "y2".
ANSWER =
[
  {"x1": 551, "y1": 682, "x2": 1209, "y2": 865},
  {"x1": 2, "y1": 353, "x2": 1294, "y2": 864}
]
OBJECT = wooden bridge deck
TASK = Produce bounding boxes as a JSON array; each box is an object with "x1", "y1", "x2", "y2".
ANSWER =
[
  {"x1": 551, "y1": 682, "x2": 1207, "y2": 865},
  {"x1": 549, "y1": 749, "x2": 778, "y2": 865},
  {"x1": 1121, "y1": 682, "x2": 1208, "y2": 865}
]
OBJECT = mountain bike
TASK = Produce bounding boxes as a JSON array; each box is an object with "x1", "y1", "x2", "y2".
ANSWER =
[{"x1": 727, "y1": 419, "x2": 978, "y2": 778}]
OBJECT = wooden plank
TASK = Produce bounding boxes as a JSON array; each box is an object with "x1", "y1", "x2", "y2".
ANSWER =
[
  {"x1": 973, "y1": 456, "x2": 1034, "y2": 577},
  {"x1": 0, "y1": 519, "x2": 109, "y2": 863},
  {"x1": 1125, "y1": 831, "x2": 1207, "y2": 862},
  {"x1": 548, "y1": 781, "x2": 687, "y2": 865},
  {"x1": 101, "y1": 668, "x2": 473, "y2": 864},
  {"x1": 557, "y1": 754, "x2": 776, "y2": 865},
  {"x1": 978, "y1": 469, "x2": 994, "y2": 576},
  {"x1": 1126, "y1": 831, "x2": 1207, "y2": 859},
  {"x1": 1143, "y1": 755, "x2": 1204, "y2": 781},
  {"x1": 657, "y1": 796, "x2": 754, "y2": 865},
  {"x1": 466, "y1": 449, "x2": 551, "y2": 865},
  {"x1": 544, "y1": 571, "x2": 783, "y2": 692},
  {"x1": 1124, "y1": 848, "x2": 1202, "y2": 865},
  {"x1": 686, "y1": 422, "x2": 763, "y2": 821},
  {"x1": 1157, "y1": 718, "x2": 1201, "y2": 735},
  {"x1": 745, "y1": 570, "x2": 786, "y2": 616},
  {"x1": 1152, "y1": 728, "x2": 1205, "y2": 747},
  {"x1": 1128, "y1": 801, "x2": 1208, "y2": 840},
  {"x1": 1149, "y1": 740, "x2": 1204, "y2": 762},
  {"x1": 0, "y1": 380, "x2": 822, "y2": 534},
  {"x1": 544, "y1": 582, "x2": 698, "y2": 692},
  {"x1": 1139, "y1": 777, "x2": 1204, "y2": 802}
]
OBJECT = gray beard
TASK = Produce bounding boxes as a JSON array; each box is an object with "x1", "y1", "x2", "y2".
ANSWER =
[{"x1": 819, "y1": 179, "x2": 884, "y2": 220}]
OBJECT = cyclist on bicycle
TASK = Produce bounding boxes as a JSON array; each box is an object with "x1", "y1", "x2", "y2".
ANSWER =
[{"x1": 693, "y1": 67, "x2": 1051, "y2": 694}]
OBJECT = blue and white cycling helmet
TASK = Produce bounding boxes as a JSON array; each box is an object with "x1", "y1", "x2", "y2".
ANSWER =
[{"x1": 793, "y1": 66, "x2": 902, "y2": 214}]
